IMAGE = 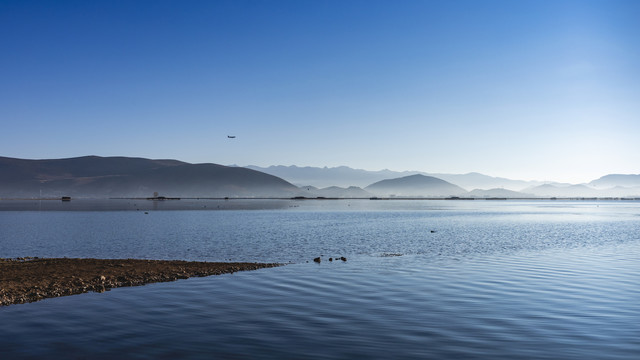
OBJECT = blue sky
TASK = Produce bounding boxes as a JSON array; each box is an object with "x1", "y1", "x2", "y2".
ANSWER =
[{"x1": 1, "y1": 0, "x2": 638, "y2": 183}]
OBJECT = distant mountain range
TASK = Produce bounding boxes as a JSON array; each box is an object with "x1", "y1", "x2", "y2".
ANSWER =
[
  {"x1": 246, "y1": 165, "x2": 542, "y2": 191},
  {"x1": 1, "y1": 156, "x2": 638, "y2": 199},
  {"x1": 299, "y1": 186, "x2": 373, "y2": 198},
  {"x1": 467, "y1": 188, "x2": 531, "y2": 198},
  {"x1": 428, "y1": 172, "x2": 541, "y2": 192},
  {"x1": 245, "y1": 165, "x2": 421, "y2": 188},
  {"x1": 0, "y1": 156, "x2": 301, "y2": 198},
  {"x1": 522, "y1": 183, "x2": 640, "y2": 198},
  {"x1": 588, "y1": 174, "x2": 640, "y2": 189},
  {"x1": 247, "y1": 164, "x2": 640, "y2": 198}
]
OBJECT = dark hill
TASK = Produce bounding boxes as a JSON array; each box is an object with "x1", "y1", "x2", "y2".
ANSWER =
[
  {"x1": 0, "y1": 156, "x2": 185, "y2": 182},
  {"x1": 365, "y1": 174, "x2": 467, "y2": 197},
  {"x1": 0, "y1": 156, "x2": 300, "y2": 198}
]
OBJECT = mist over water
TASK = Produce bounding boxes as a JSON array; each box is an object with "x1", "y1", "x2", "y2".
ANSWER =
[{"x1": 1, "y1": 200, "x2": 639, "y2": 359}]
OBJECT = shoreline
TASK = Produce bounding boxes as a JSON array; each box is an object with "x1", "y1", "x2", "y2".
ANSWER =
[{"x1": 0, "y1": 258, "x2": 281, "y2": 306}]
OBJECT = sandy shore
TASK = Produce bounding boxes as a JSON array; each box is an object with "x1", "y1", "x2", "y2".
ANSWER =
[{"x1": 0, "y1": 257, "x2": 281, "y2": 306}]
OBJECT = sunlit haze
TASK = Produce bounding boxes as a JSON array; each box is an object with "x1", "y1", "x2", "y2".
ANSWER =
[{"x1": 1, "y1": 0, "x2": 638, "y2": 184}]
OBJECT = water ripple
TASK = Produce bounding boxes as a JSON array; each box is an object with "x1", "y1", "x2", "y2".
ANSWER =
[{"x1": 1, "y1": 201, "x2": 639, "y2": 359}]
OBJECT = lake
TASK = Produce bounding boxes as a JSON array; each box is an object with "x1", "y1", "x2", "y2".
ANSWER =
[{"x1": 1, "y1": 199, "x2": 639, "y2": 359}]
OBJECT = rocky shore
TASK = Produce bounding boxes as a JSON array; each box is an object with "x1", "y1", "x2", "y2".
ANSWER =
[{"x1": 0, "y1": 257, "x2": 281, "y2": 306}]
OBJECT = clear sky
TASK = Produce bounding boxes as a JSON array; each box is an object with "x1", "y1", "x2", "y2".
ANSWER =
[{"x1": 1, "y1": 0, "x2": 638, "y2": 183}]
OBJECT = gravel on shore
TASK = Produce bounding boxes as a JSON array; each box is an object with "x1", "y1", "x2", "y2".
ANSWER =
[{"x1": 1, "y1": 257, "x2": 281, "y2": 306}]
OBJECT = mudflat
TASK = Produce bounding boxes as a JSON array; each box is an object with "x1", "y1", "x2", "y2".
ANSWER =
[{"x1": 1, "y1": 257, "x2": 280, "y2": 306}]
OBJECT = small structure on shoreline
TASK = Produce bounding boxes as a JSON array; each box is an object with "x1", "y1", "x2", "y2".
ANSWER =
[{"x1": 146, "y1": 192, "x2": 180, "y2": 201}]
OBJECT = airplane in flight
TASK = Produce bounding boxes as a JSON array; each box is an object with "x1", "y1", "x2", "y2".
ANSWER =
[{"x1": 227, "y1": 135, "x2": 236, "y2": 139}]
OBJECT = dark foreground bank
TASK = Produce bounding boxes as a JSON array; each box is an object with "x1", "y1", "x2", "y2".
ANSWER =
[{"x1": 0, "y1": 257, "x2": 281, "y2": 306}]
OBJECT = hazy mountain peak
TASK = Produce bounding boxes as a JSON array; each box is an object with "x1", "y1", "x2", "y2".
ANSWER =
[
  {"x1": 365, "y1": 174, "x2": 467, "y2": 197},
  {"x1": 589, "y1": 174, "x2": 640, "y2": 189}
]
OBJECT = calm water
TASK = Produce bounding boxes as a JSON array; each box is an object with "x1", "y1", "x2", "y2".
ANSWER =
[{"x1": 1, "y1": 199, "x2": 639, "y2": 359}]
